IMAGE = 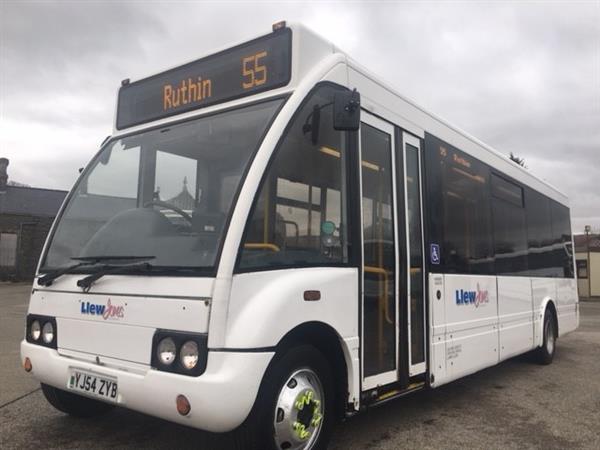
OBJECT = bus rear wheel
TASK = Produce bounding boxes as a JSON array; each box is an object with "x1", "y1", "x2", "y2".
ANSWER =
[
  {"x1": 236, "y1": 346, "x2": 334, "y2": 450},
  {"x1": 41, "y1": 383, "x2": 114, "y2": 418},
  {"x1": 536, "y1": 309, "x2": 556, "y2": 365}
]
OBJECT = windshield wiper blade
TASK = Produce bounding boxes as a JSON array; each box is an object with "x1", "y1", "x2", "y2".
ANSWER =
[
  {"x1": 37, "y1": 255, "x2": 156, "y2": 287},
  {"x1": 38, "y1": 261, "x2": 97, "y2": 287},
  {"x1": 76, "y1": 262, "x2": 154, "y2": 293},
  {"x1": 71, "y1": 255, "x2": 156, "y2": 262}
]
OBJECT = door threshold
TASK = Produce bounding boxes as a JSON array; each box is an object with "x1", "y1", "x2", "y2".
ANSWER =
[{"x1": 361, "y1": 381, "x2": 426, "y2": 409}]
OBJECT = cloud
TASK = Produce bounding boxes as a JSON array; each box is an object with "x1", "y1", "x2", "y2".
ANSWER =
[{"x1": 1, "y1": 0, "x2": 598, "y2": 232}]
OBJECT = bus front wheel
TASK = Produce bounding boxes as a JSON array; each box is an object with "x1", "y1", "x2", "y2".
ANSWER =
[
  {"x1": 236, "y1": 345, "x2": 335, "y2": 450},
  {"x1": 41, "y1": 383, "x2": 114, "y2": 418}
]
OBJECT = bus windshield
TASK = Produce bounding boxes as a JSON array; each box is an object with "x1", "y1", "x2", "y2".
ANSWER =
[{"x1": 42, "y1": 98, "x2": 284, "y2": 273}]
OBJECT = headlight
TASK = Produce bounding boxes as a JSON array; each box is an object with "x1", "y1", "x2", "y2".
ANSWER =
[
  {"x1": 26, "y1": 315, "x2": 57, "y2": 348},
  {"x1": 30, "y1": 320, "x2": 41, "y2": 341},
  {"x1": 151, "y1": 331, "x2": 207, "y2": 376},
  {"x1": 157, "y1": 337, "x2": 177, "y2": 365},
  {"x1": 180, "y1": 341, "x2": 199, "y2": 370},
  {"x1": 42, "y1": 321, "x2": 54, "y2": 344}
]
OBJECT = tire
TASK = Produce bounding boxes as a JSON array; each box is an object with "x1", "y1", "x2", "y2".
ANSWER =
[
  {"x1": 234, "y1": 345, "x2": 335, "y2": 450},
  {"x1": 41, "y1": 383, "x2": 114, "y2": 418},
  {"x1": 536, "y1": 309, "x2": 556, "y2": 365}
]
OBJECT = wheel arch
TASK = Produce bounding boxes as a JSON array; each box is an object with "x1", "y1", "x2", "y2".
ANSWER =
[
  {"x1": 539, "y1": 297, "x2": 559, "y2": 345},
  {"x1": 545, "y1": 299, "x2": 559, "y2": 337},
  {"x1": 271, "y1": 321, "x2": 351, "y2": 419}
]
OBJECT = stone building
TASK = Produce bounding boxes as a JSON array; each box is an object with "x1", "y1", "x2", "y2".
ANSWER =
[{"x1": 0, "y1": 158, "x2": 67, "y2": 281}]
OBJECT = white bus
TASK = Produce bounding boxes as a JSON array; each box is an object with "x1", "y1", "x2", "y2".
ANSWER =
[{"x1": 21, "y1": 22, "x2": 578, "y2": 449}]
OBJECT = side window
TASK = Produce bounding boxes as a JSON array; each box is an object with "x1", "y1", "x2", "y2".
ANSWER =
[
  {"x1": 525, "y1": 188, "x2": 554, "y2": 276},
  {"x1": 551, "y1": 201, "x2": 574, "y2": 278},
  {"x1": 491, "y1": 174, "x2": 528, "y2": 275},
  {"x1": 438, "y1": 145, "x2": 493, "y2": 274},
  {"x1": 238, "y1": 85, "x2": 349, "y2": 270}
]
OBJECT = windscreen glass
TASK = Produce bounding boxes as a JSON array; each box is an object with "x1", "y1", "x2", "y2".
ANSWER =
[{"x1": 42, "y1": 99, "x2": 283, "y2": 272}]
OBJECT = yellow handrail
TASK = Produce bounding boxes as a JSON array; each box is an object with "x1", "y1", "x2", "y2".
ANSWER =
[
  {"x1": 364, "y1": 266, "x2": 393, "y2": 325},
  {"x1": 244, "y1": 243, "x2": 280, "y2": 252}
]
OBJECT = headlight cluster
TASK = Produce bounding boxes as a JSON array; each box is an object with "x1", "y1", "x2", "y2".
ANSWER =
[
  {"x1": 151, "y1": 331, "x2": 207, "y2": 376},
  {"x1": 26, "y1": 315, "x2": 57, "y2": 349}
]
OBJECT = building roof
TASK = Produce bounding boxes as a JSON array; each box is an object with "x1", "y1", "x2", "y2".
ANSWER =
[
  {"x1": 164, "y1": 177, "x2": 195, "y2": 211},
  {"x1": 574, "y1": 234, "x2": 600, "y2": 253},
  {"x1": 0, "y1": 185, "x2": 67, "y2": 217}
]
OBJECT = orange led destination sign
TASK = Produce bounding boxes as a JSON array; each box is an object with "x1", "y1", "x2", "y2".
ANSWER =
[{"x1": 117, "y1": 28, "x2": 291, "y2": 129}]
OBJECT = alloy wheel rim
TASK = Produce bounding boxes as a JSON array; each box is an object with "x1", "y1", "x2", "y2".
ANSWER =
[{"x1": 273, "y1": 368, "x2": 324, "y2": 450}]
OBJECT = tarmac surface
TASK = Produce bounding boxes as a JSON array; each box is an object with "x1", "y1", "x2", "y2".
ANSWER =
[{"x1": 1, "y1": 283, "x2": 599, "y2": 449}]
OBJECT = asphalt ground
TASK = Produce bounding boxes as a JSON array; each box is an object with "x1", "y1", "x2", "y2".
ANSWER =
[{"x1": 1, "y1": 283, "x2": 599, "y2": 449}]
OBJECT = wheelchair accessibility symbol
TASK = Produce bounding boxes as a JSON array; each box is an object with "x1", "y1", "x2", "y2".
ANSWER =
[{"x1": 430, "y1": 243, "x2": 440, "y2": 265}]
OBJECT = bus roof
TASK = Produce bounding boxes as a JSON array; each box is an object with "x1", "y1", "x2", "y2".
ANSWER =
[{"x1": 112, "y1": 21, "x2": 568, "y2": 206}]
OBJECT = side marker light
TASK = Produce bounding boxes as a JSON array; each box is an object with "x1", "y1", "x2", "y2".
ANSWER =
[{"x1": 176, "y1": 394, "x2": 191, "y2": 416}]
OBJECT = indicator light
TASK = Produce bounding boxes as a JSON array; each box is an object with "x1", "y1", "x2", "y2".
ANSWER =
[{"x1": 176, "y1": 394, "x2": 191, "y2": 416}]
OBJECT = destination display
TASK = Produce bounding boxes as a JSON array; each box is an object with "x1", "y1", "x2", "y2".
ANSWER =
[{"x1": 116, "y1": 28, "x2": 292, "y2": 129}]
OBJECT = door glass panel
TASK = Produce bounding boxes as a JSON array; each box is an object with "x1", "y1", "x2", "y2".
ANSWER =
[
  {"x1": 406, "y1": 143, "x2": 425, "y2": 366},
  {"x1": 362, "y1": 123, "x2": 396, "y2": 378}
]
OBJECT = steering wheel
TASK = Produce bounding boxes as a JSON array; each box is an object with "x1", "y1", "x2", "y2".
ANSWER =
[{"x1": 143, "y1": 200, "x2": 193, "y2": 224}]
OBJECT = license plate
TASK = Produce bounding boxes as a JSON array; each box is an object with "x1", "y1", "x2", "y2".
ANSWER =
[{"x1": 68, "y1": 369, "x2": 118, "y2": 402}]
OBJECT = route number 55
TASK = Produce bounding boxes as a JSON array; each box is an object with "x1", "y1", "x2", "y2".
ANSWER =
[{"x1": 242, "y1": 51, "x2": 267, "y2": 89}]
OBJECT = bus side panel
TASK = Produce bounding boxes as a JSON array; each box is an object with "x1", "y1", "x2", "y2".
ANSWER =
[
  {"x1": 226, "y1": 267, "x2": 358, "y2": 349},
  {"x1": 429, "y1": 273, "x2": 447, "y2": 387},
  {"x1": 443, "y1": 274, "x2": 498, "y2": 382},
  {"x1": 226, "y1": 267, "x2": 359, "y2": 405},
  {"x1": 556, "y1": 277, "x2": 578, "y2": 336},
  {"x1": 497, "y1": 276, "x2": 535, "y2": 361}
]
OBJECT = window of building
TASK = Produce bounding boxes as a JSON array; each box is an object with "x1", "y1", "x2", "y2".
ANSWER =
[
  {"x1": 576, "y1": 259, "x2": 588, "y2": 279},
  {"x1": 238, "y1": 84, "x2": 350, "y2": 270},
  {"x1": 0, "y1": 233, "x2": 18, "y2": 267}
]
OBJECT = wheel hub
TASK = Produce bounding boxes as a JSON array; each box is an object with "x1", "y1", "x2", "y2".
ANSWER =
[{"x1": 273, "y1": 369, "x2": 324, "y2": 450}]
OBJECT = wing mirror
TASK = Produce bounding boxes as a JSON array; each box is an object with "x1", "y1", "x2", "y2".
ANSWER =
[{"x1": 333, "y1": 89, "x2": 361, "y2": 131}]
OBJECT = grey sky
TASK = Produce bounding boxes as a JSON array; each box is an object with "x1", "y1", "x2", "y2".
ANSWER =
[{"x1": 1, "y1": 0, "x2": 599, "y2": 232}]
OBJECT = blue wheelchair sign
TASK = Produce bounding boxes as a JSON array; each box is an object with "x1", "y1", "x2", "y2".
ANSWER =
[{"x1": 430, "y1": 243, "x2": 440, "y2": 265}]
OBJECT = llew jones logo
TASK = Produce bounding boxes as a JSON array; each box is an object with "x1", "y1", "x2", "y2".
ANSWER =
[
  {"x1": 455, "y1": 283, "x2": 489, "y2": 308},
  {"x1": 80, "y1": 299, "x2": 125, "y2": 320}
]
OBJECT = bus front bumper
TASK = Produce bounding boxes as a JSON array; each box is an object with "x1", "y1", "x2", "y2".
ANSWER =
[{"x1": 21, "y1": 341, "x2": 273, "y2": 433}]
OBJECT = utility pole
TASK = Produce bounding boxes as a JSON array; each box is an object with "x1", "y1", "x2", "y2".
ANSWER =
[{"x1": 584, "y1": 225, "x2": 591, "y2": 298}]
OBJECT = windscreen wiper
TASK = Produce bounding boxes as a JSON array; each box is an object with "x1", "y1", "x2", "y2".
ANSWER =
[
  {"x1": 76, "y1": 261, "x2": 154, "y2": 293},
  {"x1": 37, "y1": 255, "x2": 155, "y2": 287}
]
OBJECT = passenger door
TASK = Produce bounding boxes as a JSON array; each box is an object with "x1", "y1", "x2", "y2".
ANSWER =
[
  {"x1": 403, "y1": 133, "x2": 426, "y2": 377},
  {"x1": 360, "y1": 113, "x2": 399, "y2": 390}
]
